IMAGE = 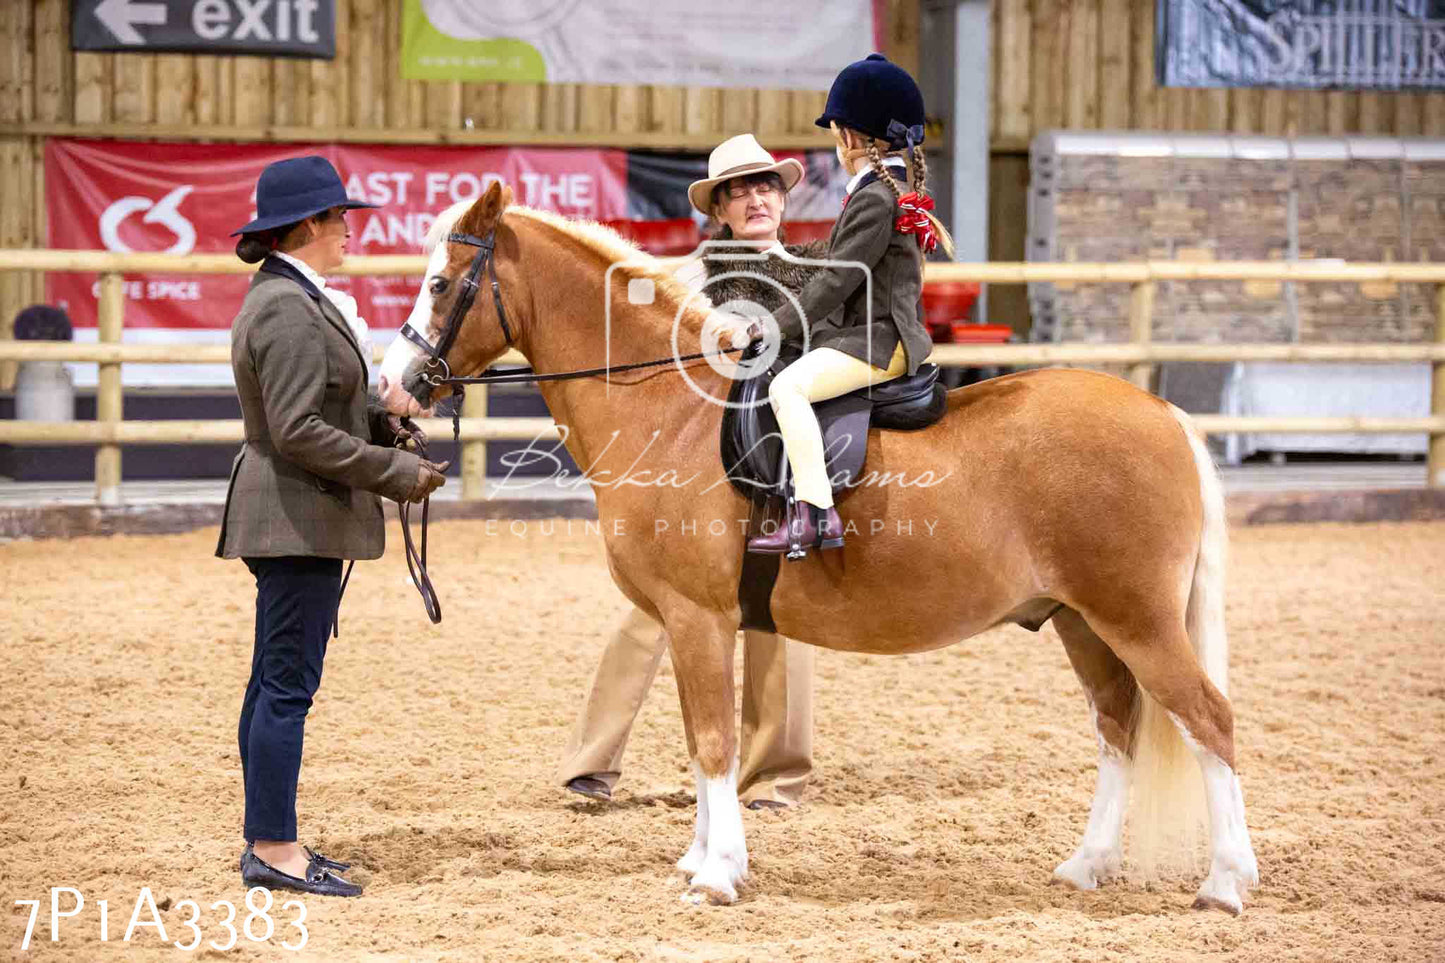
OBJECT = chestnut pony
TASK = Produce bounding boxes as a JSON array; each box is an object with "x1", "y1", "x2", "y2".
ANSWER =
[{"x1": 378, "y1": 183, "x2": 1259, "y2": 913}]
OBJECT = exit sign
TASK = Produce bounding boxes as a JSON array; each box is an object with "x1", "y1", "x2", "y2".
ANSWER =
[{"x1": 71, "y1": 0, "x2": 335, "y2": 58}]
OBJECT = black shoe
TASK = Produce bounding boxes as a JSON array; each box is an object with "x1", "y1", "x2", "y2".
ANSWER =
[
  {"x1": 745, "y1": 799, "x2": 789, "y2": 811},
  {"x1": 304, "y1": 846, "x2": 352, "y2": 872},
  {"x1": 241, "y1": 843, "x2": 351, "y2": 874},
  {"x1": 240, "y1": 849, "x2": 363, "y2": 898},
  {"x1": 565, "y1": 776, "x2": 612, "y2": 801}
]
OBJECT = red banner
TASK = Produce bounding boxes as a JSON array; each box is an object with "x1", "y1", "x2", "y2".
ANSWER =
[{"x1": 45, "y1": 139, "x2": 630, "y2": 329}]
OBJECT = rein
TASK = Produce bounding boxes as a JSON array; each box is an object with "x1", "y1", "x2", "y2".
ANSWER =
[
  {"x1": 395, "y1": 423, "x2": 442, "y2": 623},
  {"x1": 393, "y1": 226, "x2": 742, "y2": 623}
]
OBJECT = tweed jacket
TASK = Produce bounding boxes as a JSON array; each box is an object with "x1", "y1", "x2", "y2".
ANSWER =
[
  {"x1": 215, "y1": 257, "x2": 422, "y2": 561},
  {"x1": 766, "y1": 176, "x2": 933, "y2": 374}
]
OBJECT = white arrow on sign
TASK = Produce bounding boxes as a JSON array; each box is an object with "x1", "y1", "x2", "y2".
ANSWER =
[{"x1": 95, "y1": 0, "x2": 168, "y2": 45}]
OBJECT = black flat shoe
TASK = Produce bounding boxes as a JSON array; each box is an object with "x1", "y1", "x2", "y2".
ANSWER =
[
  {"x1": 241, "y1": 843, "x2": 352, "y2": 874},
  {"x1": 240, "y1": 849, "x2": 362, "y2": 898},
  {"x1": 304, "y1": 846, "x2": 351, "y2": 872},
  {"x1": 565, "y1": 776, "x2": 612, "y2": 801},
  {"x1": 745, "y1": 799, "x2": 789, "y2": 811}
]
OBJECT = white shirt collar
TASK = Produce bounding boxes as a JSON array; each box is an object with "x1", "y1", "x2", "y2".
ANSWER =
[
  {"x1": 273, "y1": 250, "x2": 327, "y2": 292},
  {"x1": 845, "y1": 157, "x2": 907, "y2": 196},
  {"x1": 272, "y1": 251, "x2": 373, "y2": 362}
]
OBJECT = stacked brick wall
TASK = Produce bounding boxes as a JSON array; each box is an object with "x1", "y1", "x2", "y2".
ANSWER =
[{"x1": 1039, "y1": 152, "x2": 1443, "y2": 345}]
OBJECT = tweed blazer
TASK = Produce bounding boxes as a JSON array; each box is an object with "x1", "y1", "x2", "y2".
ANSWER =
[
  {"x1": 215, "y1": 258, "x2": 422, "y2": 561},
  {"x1": 766, "y1": 176, "x2": 933, "y2": 375}
]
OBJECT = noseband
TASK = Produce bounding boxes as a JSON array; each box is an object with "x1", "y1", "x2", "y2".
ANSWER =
[{"x1": 400, "y1": 229, "x2": 513, "y2": 388}]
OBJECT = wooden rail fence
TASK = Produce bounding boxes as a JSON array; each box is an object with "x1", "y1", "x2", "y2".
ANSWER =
[{"x1": 1, "y1": 252, "x2": 1442, "y2": 504}]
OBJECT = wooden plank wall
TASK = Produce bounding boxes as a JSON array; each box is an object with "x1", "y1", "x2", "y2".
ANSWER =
[
  {"x1": 3, "y1": 0, "x2": 1444, "y2": 382},
  {"x1": 992, "y1": 0, "x2": 1445, "y2": 147}
]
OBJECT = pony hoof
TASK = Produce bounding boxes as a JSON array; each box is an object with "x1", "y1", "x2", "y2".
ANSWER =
[
  {"x1": 1191, "y1": 893, "x2": 1243, "y2": 917},
  {"x1": 679, "y1": 886, "x2": 732, "y2": 906},
  {"x1": 1052, "y1": 850, "x2": 1121, "y2": 891},
  {"x1": 683, "y1": 880, "x2": 737, "y2": 905},
  {"x1": 1192, "y1": 871, "x2": 1245, "y2": 916},
  {"x1": 687, "y1": 862, "x2": 742, "y2": 905}
]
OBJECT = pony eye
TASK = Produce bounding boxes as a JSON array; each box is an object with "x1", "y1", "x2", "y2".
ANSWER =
[{"x1": 429, "y1": 276, "x2": 448, "y2": 296}]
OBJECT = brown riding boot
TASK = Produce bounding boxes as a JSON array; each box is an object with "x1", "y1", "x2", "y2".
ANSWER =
[{"x1": 747, "y1": 501, "x2": 844, "y2": 557}]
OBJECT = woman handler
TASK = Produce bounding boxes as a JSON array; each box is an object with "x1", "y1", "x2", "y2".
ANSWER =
[{"x1": 217, "y1": 155, "x2": 448, "y2": 896}]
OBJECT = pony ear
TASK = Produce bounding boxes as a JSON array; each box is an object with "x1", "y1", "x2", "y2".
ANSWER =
[{"x1": 457, "y1": 180, "x2": 514, "y2": 237}]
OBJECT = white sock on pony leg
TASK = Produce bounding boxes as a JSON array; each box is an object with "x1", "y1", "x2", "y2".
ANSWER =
[
  {"x1": 676, "y1": 759, "x2": 710, "y2": 878},
  {"x1": 1054, "y1": 734, "x2": 1129, "y2": 889},
  {"x1": 683, "y1": 759, "x2": 748, "y2": 904},
  {"x1": 1169, "y1": 716, "x2": 1259, "y2": 915},
  {"x1": 1190, "y1": 752, "x2": 1259, "y2": 915}
]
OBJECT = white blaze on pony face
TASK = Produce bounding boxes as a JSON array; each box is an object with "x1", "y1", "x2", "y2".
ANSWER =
[
  {"x1": 376, "y1": 239, "x2": 452, "y2": 416},
  {"x1": 378, "y1": 198, "x2": 478, "y2": 417}
]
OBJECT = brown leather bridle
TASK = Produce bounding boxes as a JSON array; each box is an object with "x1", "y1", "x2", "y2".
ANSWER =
[{"x1": 392, "y1": 227, "x2": 744, "y2": 624}]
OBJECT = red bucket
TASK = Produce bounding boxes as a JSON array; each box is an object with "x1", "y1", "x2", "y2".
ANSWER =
[
  {"x1": 947, "y1": 323, "x2": 1012, "y2": 344},
  {"x1": 920, "y1": 282, "x2": 981, "y2": 342}
]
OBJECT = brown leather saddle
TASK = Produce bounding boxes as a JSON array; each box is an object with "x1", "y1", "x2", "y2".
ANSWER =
[{"x1": 720, "y1": 341, "x2": 947, "y2": 503}]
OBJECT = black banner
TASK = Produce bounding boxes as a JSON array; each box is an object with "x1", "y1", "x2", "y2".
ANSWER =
[
  {"x1": 71, "y1": 0, "x2": 335, "y2": 58},
  {"x1": 1156, "y1": 0, "x2": 1445, "y2": 90}
]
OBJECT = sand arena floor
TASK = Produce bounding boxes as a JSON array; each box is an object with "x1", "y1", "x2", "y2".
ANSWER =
[{"x1": 1, "y1": 519, "x2": 1442, "y2": 961}]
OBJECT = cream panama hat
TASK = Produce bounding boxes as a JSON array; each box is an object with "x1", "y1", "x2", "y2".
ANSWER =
[{"x1": 687, "y1": 134, "x2": 805, "y2": 217}]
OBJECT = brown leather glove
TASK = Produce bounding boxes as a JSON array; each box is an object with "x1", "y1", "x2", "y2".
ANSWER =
[
  {"x1": 389, "y1": 414, "x2": 428, "y2": 452},
  {"x1": 409, "y1": 459, "x2": 449, "y2": 503}
]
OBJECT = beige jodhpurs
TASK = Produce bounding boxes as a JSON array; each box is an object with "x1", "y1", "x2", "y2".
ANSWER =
[
  {"x1": 768, "y1": 343, "x2": 908, "y2": 507},
  {"x1": 557, "y1": 605, "x2": 814, "y2": 806}
]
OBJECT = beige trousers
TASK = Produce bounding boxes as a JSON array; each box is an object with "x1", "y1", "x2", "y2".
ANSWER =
[
  {"x1": 557, "y1": 606, "x2": 814, "y2": 806},
  {"x1": 768, "y1": 343, "x2": 908, "y2": 508}
]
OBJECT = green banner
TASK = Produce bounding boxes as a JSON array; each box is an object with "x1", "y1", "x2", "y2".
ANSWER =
[
  {"x1": 401, "y1": 0, "x2": 546, "y2": 82},
  {"x1": 398, "y1": 0, "x2": 872, "y2": 90}
]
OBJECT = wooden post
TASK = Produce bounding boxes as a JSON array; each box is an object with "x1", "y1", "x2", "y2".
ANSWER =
[
  {"x1": 95, "y1": 272, "x2": 124, "y2": 505},
  {"x1": 1431, "y1": 285, "x2": 1445, "y2": 489},
  {"x1": 460, "y1": 383, "x2": 488, "y2": 500},
  {"x1": 1127, "y1": 280, "x2": 1156, "y2": 391}
]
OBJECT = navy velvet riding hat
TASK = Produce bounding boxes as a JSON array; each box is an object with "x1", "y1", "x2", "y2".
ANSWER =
[
  {"x1": 230, "y1": 155, "x2": 378, "y2": 236},
  {"x1": 814, "y1": 53, "x2": 927, "y2": 151}
]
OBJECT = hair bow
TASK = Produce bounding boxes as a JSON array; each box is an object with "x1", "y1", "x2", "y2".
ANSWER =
[
  {"x1": 886, "y1": 120, "x2": 926, "y2": 154},
  {"x1": 894, "y1": 192, "x2": 938, "y2": 254}
]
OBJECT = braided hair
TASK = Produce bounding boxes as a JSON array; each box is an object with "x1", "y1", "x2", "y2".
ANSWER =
[
  {"x1": 847, "y1": 128, "x2": 955, "y2": 260},
  {"x1": 906, "y1": 145, "x2": 953, "y2": 259}
]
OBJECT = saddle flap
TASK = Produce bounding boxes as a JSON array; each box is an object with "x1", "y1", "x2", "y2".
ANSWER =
[
  {"x1": 815, "y1": 393, "x2": 871, "y2": 490},
  {"x1": 865, "y1": 363, "x2": 939, "y2": 404}
]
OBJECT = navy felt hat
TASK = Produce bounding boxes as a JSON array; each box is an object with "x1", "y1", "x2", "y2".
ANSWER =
[
  {"x1": 814, "y1": 53, "x2": 927, "y2": 151},
  {"x1": 231, "y1": 155, "x2": 378, "y2": 236}
]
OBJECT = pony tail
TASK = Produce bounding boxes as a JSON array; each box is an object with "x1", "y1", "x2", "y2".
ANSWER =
[
  {"x1": 909, "y1": 146, "x2": 956, "y2": 260},
  {"x1": 864, "y1": 140, "x2": 904, "y2": 204},
  {"x1": 925, "y1": 211, "x2": 956, "y2": 260}
]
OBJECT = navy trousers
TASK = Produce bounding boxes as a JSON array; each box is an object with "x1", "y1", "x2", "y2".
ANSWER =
[{"x1": 238, "y1": 556, "x2": 342, "y2": 843}]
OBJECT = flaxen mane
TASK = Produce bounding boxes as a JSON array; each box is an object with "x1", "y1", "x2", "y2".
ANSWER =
[{"x1": 424, "y1": 199, "x2": 702, "y2": 319}]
